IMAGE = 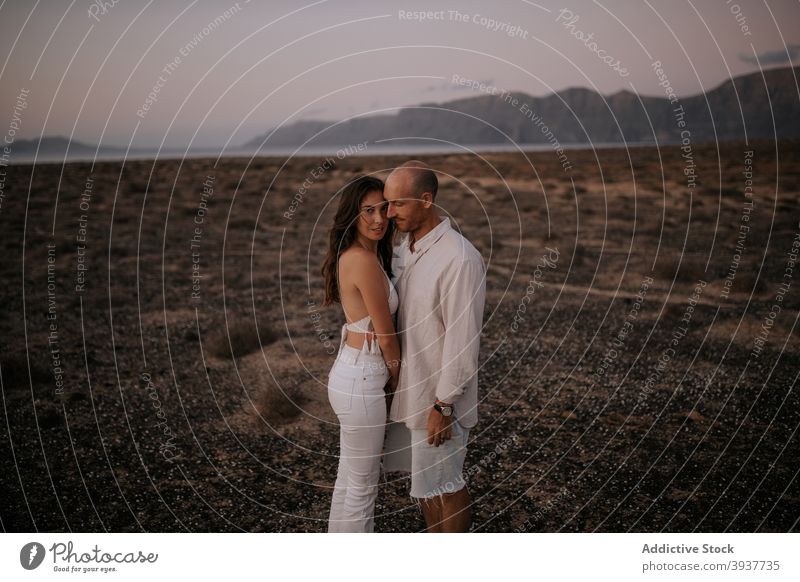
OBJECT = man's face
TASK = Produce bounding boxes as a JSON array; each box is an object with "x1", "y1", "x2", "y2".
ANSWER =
[{"x1": 384, "y1": 173, "x2": 426, "y2": 233}]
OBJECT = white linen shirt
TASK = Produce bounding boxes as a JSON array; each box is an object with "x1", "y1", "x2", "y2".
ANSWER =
[{"x1": 389, "y1": 216, "x2": 486, "y2": 430}]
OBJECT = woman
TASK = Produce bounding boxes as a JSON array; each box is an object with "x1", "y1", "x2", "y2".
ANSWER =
[{"x1": 321, "y1": 175, "x2": 400, "y2": 533}]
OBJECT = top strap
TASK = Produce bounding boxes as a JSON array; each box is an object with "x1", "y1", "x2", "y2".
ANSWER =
[{"x1": 345, "y1": 314, "x2": 372, "y2": 333}]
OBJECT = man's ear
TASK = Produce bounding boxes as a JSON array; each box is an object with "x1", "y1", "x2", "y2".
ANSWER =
[{"x1": 420, "y1": 192, "x2": 433, "y2": 208}]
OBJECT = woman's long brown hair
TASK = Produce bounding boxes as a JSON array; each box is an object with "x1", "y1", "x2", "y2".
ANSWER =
[{"x1": 321, "y1": 175, "x2": 394, "y2": 305}]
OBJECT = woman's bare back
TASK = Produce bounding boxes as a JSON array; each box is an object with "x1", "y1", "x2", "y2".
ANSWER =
[{"x1": 338, "y1": 246, "x2": 389, "y2": 350}]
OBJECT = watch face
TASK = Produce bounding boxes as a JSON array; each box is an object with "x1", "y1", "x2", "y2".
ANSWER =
[{"x1": 435, "y1": 403, "x2": 453, "y2": 416}]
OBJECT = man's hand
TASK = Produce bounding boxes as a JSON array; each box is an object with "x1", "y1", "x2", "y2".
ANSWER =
[{"x1": 427, "y1": 403, "x2": 453, "y2": 446}]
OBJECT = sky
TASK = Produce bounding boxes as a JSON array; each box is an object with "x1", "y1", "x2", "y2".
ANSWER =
[{"x1": 1, "y1": 0, "x2": 798, "y2": 149}]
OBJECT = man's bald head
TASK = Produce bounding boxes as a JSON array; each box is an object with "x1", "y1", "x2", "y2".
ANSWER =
[
  {"x1": 383, "y1": 161, "x2": 440, "y2": 233},
  {"x1": 387, "y1": 160, "x2": 438, "y2": 201}
]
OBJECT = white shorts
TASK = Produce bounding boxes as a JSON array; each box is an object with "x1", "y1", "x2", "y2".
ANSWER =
[{"x1": 408, "y1": 418, "x2": 470, "y2": 499}]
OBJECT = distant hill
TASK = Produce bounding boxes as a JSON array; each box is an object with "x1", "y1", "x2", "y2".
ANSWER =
[
  {"x1": 12, "y1": 66, "x2": 799, "y2": 162},
  {"x1": 7, "y1": 136, "x2": 219, "y2": 162},
  {"x1": 243, "y1": 65, "x2": 800, "y2": 149},
  {"x1": 8, "y1": 136, "x2": 124, "y2": 158}
]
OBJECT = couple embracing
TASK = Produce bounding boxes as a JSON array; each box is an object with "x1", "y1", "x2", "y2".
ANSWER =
[{"x1": 321, "y1": 161, "x2": 486, "y2": 533}]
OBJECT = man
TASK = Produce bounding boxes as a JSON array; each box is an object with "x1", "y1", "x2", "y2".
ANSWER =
[{"x1": 383, "y1": 160, "x2": 486, "y2": 533}]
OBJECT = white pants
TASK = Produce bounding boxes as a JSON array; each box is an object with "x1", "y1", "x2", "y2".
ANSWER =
[{"x1": 327, "y1": 339, "x2": 389, "y2": 533}]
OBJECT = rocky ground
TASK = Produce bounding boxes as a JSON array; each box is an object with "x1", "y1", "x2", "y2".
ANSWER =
[{"x1": 1, "y1": 140, "x2": 798, "y2": 532}]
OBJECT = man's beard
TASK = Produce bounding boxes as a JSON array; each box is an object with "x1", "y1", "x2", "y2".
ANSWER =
[{"x1": 392, "y1": 218, "x2": 412, "y2": 232}]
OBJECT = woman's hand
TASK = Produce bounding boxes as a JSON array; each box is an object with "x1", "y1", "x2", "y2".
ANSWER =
[
  {"x1": 384, "y1": 375, "x2": 397, "y2": 415},
  {"x1": 383, "y1": 375, "x2": 397, "y2": 392},
  {"x1": 384, "y1": 392, "x2": 393, "y2": 415}
]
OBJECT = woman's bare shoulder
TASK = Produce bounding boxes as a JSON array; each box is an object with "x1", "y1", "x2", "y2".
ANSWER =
[
  {"x1": 339, "y1": 248, "x2": 381, "y2": 288},
  {"x1": 339, "y1": 246, "x2": 379, "y2": 269}
]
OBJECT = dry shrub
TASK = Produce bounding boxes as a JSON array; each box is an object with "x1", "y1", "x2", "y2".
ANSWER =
[
  {"x1": 207, "y1": 317, "x2": 279, "y2": 359},
  {"x1": 251, "y1": 377, "x2": 304, "y2": 425},
  {"x1": 729, "y1": 268, "x2": 769, "y2": 295},
  {"x1": 652, "y1": 252, "x2": 709, "y2": 284},
  {"x1": 707, "y1": 315, "x2": 799, "y2": 353},
  {"x1": 1, "y1": 351, "x2": 52, "y2": 394}
]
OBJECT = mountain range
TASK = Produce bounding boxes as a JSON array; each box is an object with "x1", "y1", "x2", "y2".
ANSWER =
[
  {"x1": 10, "y1": 65, "x2": 799, "y2": 161},
  {"x1": 244, "y1": 65, "x2": 799, "y2": 149}
]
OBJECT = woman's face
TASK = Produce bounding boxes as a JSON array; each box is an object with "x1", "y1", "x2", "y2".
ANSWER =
[{"x1": 355, "y1": 189, "x2": 388, "y2": 242}]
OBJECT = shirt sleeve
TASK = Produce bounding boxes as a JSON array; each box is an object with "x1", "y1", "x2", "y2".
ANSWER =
[{"x1": 435, "y1": 257, "x2": 486, "y2": 403}]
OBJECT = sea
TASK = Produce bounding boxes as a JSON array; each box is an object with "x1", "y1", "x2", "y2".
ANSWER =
[{"x1": 8, "y1": 141, "x2": 657, "y2": 165}]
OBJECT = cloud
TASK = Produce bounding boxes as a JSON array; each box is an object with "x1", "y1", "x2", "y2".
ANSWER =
[{"x1": 740, "y1": 43, "x2": 800, "y2": 66}]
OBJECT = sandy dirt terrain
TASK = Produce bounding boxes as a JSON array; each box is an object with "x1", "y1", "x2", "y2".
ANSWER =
[{"x1": 1, "y1": 139, "x2": 798, "y2": 532}]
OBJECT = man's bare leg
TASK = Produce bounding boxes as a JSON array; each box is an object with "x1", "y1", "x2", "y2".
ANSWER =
[
  {"x1": 440, "y1": 486, "x2": 472, "y2": 532},
  {"x1": 420, "y1": 487, "x2": 472, "y2": 532},
  {"x1": 420, "y1": 496, "x2": 443, "y2": 532}
]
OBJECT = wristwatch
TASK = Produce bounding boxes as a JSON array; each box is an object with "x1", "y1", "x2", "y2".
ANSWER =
[{"x1": 433, "y1": 401, "x2": 453, "y2": 417}]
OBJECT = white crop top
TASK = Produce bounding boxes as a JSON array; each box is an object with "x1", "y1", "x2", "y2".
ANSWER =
[{"x1": 345, "y1": 269, "x2": 398, "y2": 333}]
